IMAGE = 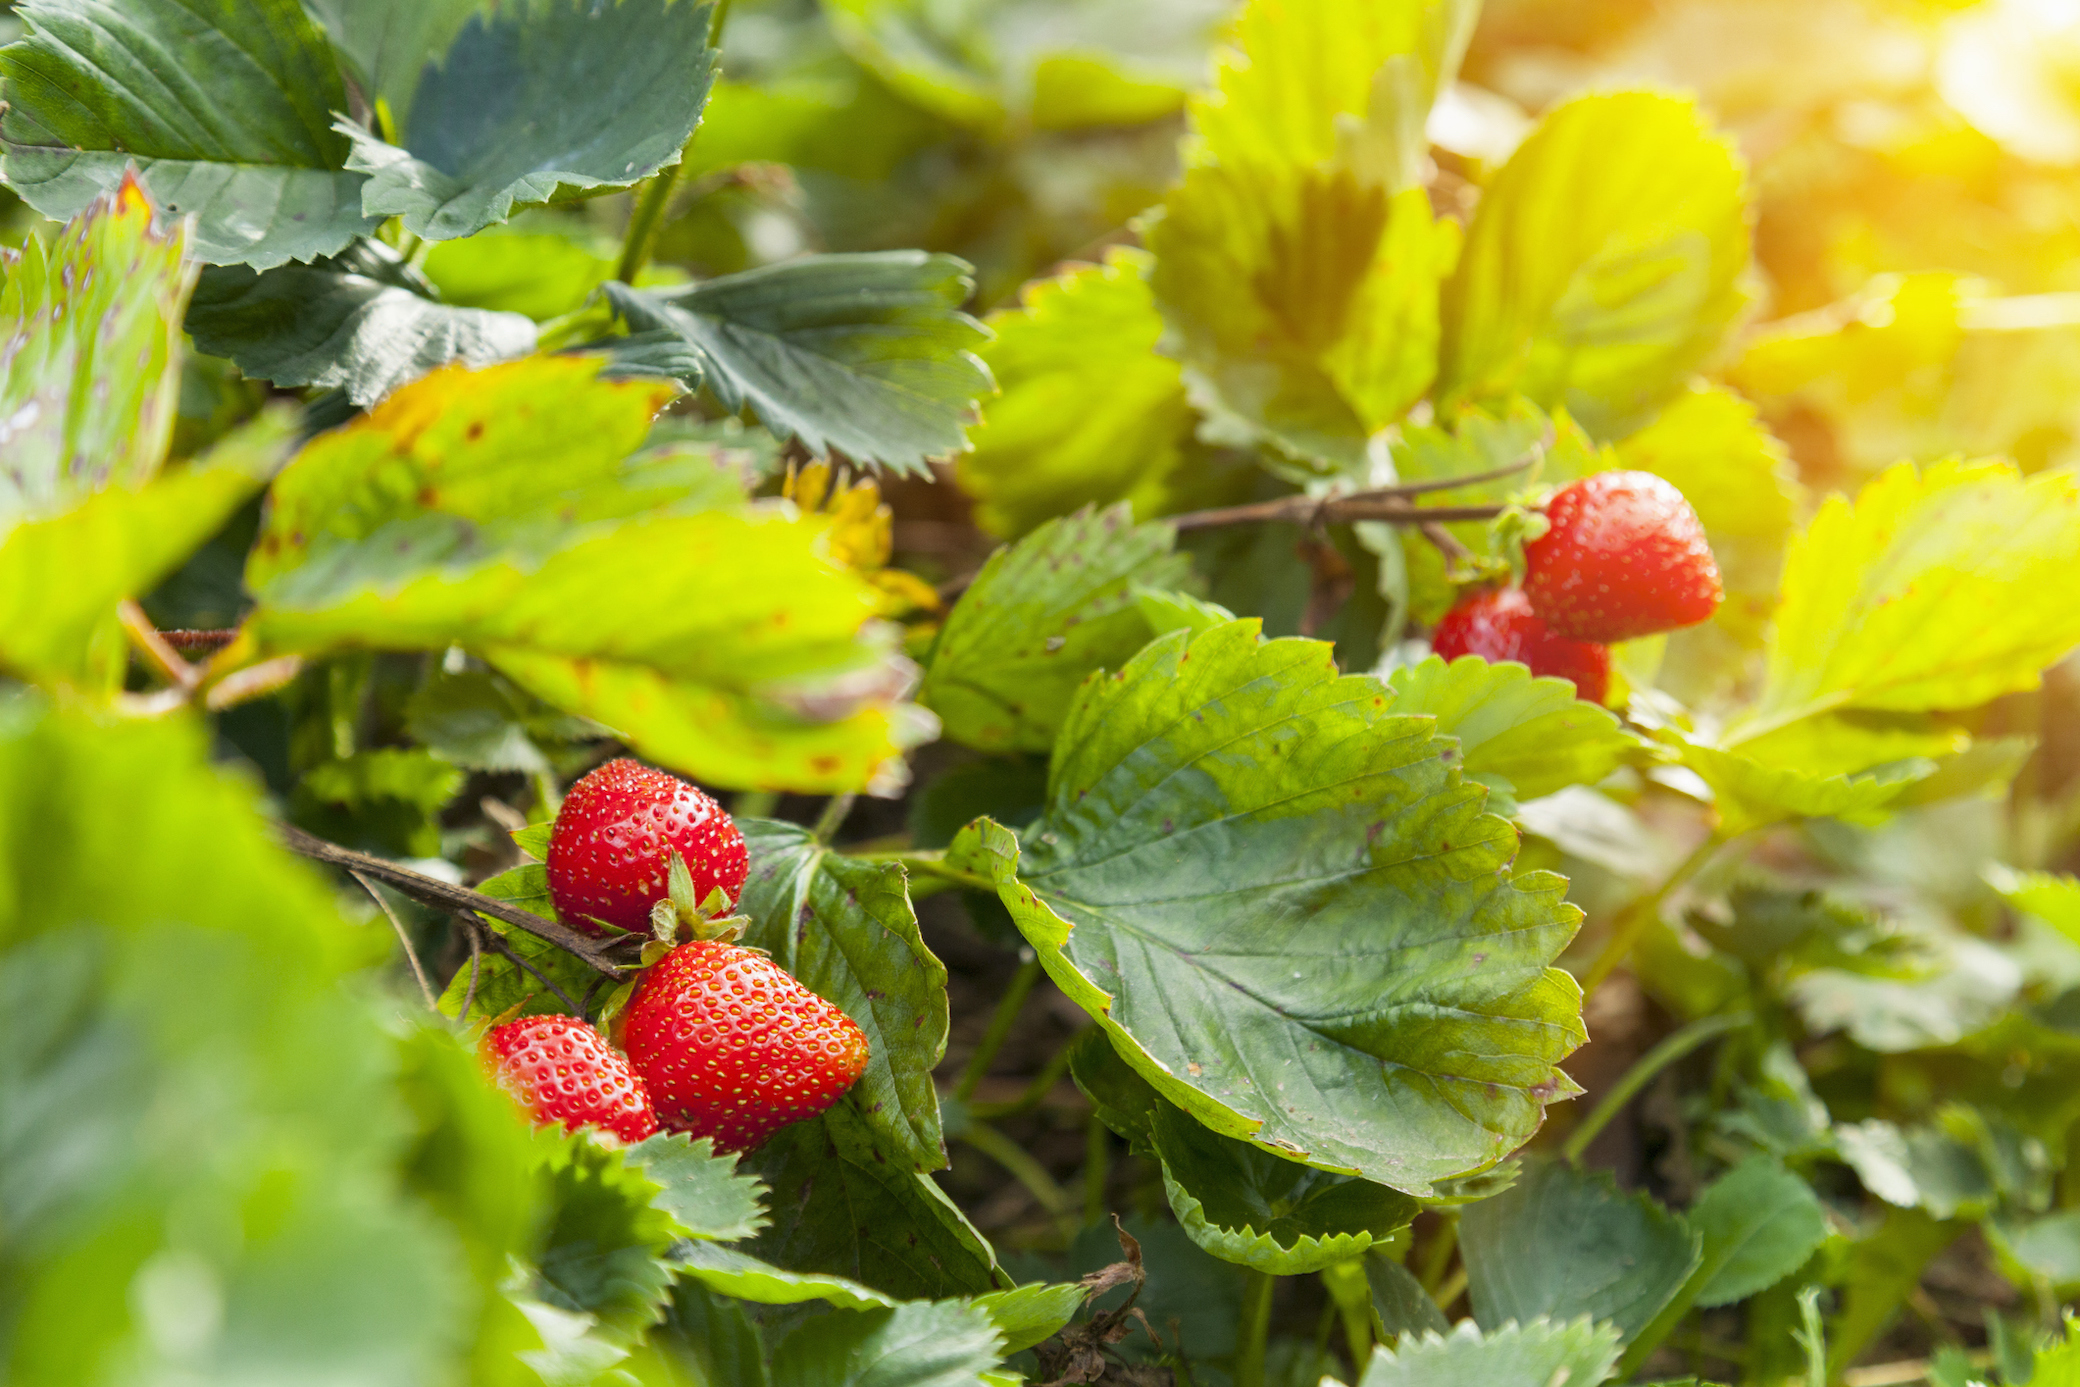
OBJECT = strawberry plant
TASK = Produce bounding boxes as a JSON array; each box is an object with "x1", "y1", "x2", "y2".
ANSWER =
[{"x1": 7, "y1": 0, "x2": 2080, "y2": 1384}]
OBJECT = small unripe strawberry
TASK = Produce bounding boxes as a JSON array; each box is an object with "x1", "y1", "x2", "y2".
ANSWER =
[
  {"x1": 623, "y1": 940, "x2": 870, "y2": 1154},
  {"x1": 547, "y1": 758, "x2": 748, "y2": 935},
  {"x1": 1432, "y1": 587, "x2": 1611, "y2": 704},
  {"x1": 484, "y1": 1014, "x2": 659, "y2": 1144},
  {"x1": 1523, "y1": 470, "x2": 1722, "y2": 643}
]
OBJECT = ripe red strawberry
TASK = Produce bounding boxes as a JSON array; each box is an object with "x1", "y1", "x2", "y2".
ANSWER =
[
  {"x1": 484, "y1": 1014, "x2": 659, "y2": 1144},
  {"x1": 1432, "y1": 587, "x2": 1611, "y2": 704},
  {"x1": 547, "y1": 759, "x2": 748, "y2": 935},
  {"x1": 1523, "y1": 470, "x2": 1722, "y2": 642},
  {"x1": 622, "y1": 940, "x2": 870, "y2": 1154}
]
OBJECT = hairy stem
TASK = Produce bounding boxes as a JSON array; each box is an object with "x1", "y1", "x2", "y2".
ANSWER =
[{"x1": 1562, "y1": 1011, "x2": 1751, "y2": 1165}]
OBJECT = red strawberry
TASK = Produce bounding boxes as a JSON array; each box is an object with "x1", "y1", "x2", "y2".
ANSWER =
[
  {"x1": 623, "y1": 940, "x2": 870, "y2": 1154},
  {"x1": 484, "y1": 1014, "x2": 659, "y2": 1144},
  {"x1": 547, "y1": 759, "x2": 748, "y2": 935},
  {"x1": 1523, "y1": 470, "x2": 1722, "y2": 642},
  {"x1": 1432, "y1": 587, "x2": 1611, "y2": 704}
]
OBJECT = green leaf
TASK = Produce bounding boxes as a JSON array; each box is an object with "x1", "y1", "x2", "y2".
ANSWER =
[
  {"x1": 1787, "y1": 926, "x2": 2020, "y2": 1053},
  {"x1": 422, "y1": 228, "x2": 626, "y2": 321},
  {"x1": 0, "y1": 706, "x2": 467, "y2": 1380},
  {"x1": 0, "y1": 0, "x2": 377, "y2": 267},
  {"x1": 337, "y1": 0, "x2": 718, "y2": 242},
  {"x1": 955, "y1": 249, "x2": 1195, "y2": 539},
  {"x1": 1688, "y1": 1157, "x2": 1831, "y2": 1308},
  {"x1": 971, "y1": 1282, "x2": 1086, "y2": 1355},
  {"x1": 1990, "y1": 1208, "x2": 2080, "y2": 1284},
  {"x1": 1, "y1": 177, "x2": 192, "y2": 520},
  {"x1": 674, "y1": 1241, "x2": 898, "y2": 1310},
  {"x1": 1675, "y1": 736, "x2": 1937, "y2": 836},
  {"x1": 293, "y1": 746, "x2": 466, "y2": 857},
  {"x1": 1991, "y1": 866, "x2": 2080, "y2": 940},
  {"x1": 626, "y1": 1133, "x2": 766, "y2": 1243},
  {"x1": 1460, "y1": 1160, "x2": 1702, "y2": 1344},
  {"x1": 603, "y1": 252, "x2": 992, "y2": 477},
  {"x1": 531, "y1": 1129, "x2": 682, "y2": 1339},
  {"x1": 406, "y1": 667, "x2": 602, "y2": 775},
  {"x1": 237, "y1": 357, "x2": 926, "y2": 793},
  {"x1": 186, "y1": 240, "x2": 537, "y2": 407},
  {"x1": 769, "y1": 1300, "x2": 1004, "y2": 1387},
  {"x1": 1135, "y1": 587, "x2": 1240, "y2": 641},
  {"x1": 655, "y1": 1280, "x2": 772, "y2": 1387},
  {"x1": 298, "y1": 0, "x2": 488, "y2": 136},
  {"x1": 1365, "y1": 1255, "x2": 1450, "y2": 1341},
  {"x1": 1438, "y1": 91, "x2": 1750, "y2": 437},
  {"x1": 918, "y1": 506, "x2": 1189, "y2": 753},
  {"x1": 1357, "y1": 1318, "x2": 1623, "y2": 1387},
  {"x1": 737, "y1": 819, "x2": 949, "y2": 1172},
  {"x1": 740, "y1": 1101, "x2": 1006, "y2": 1300},
  {"x1": 949, "y1": 620, "x2": 1587, "y2": 1196},
  {"x1": 1735, "y1": 459, "x2": 2080, "y2": 740},
  {"x1": 1384, "y1": 655, "x2": 1641, "y2": 810},
  {"x1": 1833, "y1": 1110, "x2": 2048, "y2": 1220}
]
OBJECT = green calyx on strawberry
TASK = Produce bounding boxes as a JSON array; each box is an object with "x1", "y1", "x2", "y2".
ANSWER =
[
  {"x1": 1523, "y1": 470, "x2": 1722, "y2": 643},
  {"x1": 644, "y1": 850, "x2": 750, "y2": 957}
]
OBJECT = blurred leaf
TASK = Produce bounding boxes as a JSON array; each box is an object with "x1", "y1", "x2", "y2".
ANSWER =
[
  {"x1": 674, "y1": 1241, "x2": 897, "y2": 1309},
  {"x1": 0, "y1": 706, "x2": 466, "y2": 1381},
  {"x1": 1688, "y1": 1157, "x2": 1831, "y2": 1307},
  {"x1": 918, "y1": 506, "x2": 1188, "y2": 753},
  {"x1": 1736, "y1": 459, "x2": 2080, "y2": 739},
  {"x1": 1136, "y1": 587, "x2": 1240, "y2": 641},
  {"x1": 1356, "y1": 1318, "x2": 1623, "y2": 1387},
  {"x1": 603, "y1": 252, "x2": 991, "y2": 477},
  {"x1": 338, "y1": 0, "x2": 718, "y2": 241},
  {"x1": 768, "y1": 1300, "x2": 1004, "y2": 1387},
  {"x1": 1384, "y1": 655, "x2": 1641, "y2": 809},
  {"x1": 1460, "y1": 1160, "x2": 1701, "y2": 1344},
  {"x1": 0, "y1": 0, "x2": 377, "y2": 266},
  {"x1": 740, "y1": 1101, "x2": 1005, "y2": 1300},
  {"x1": 910, "y1": 757, "x2": 1049, "y2": 851},
  {"x1": 1675, "y1": 736, "x2": 1936, "y2": 835},
  {"x1": 950, "y1": 621, "x2": 1586, "y2": 1196},
  {"x1": 1993, "y1": 867, "x2": 2080, "y2": 940},
  {"x1": 1789, "y1": 925, "x2": 2020, "y2": 1052},
  {"x1": 406, "y1": 667, "x2": 601, "y2": 775},
  {"x1": 0, "y1": 412, "x2": 290, "y2": 690},
  {"x1": 1, "y1": 176, "x2": 191, "y2": 519},
  {"x1": 956, "y1": 249, "x2": 1194, "y2": 538},
  {"x1": 1438, "y1": 92, "x2": 1750, "y2": 438},
  {"x1": 971, "y1": 1282, "x2": 1085, "y2": 1355},
  {"x1": 1836, "y1": 1107, "x2": 2052, "y2": 1219},
  {"x1": 293, "y1": 747, "x2": 465, "y2": 857},
  {"x1": 187, "y1": 240, "x2": 536, "y2": 407},
  {"x1": 737, "y1": 819, "x2": 949, "y2": 1172},
  {"x1": 237, "y1": 357, "x2": 924, "y2": 793},
  {"x1": 298, "y1": 0, "x2": 488, "y2": 133},
  {"x1": 1990, "y1": 1208, "x2": 2080, "y2": 1285},
  {"x1": 625, "y1": 1133, "x2": 766, "y2": 1244}
]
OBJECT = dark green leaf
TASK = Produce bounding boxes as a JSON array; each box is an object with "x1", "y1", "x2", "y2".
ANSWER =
[
  {"x1": 917, "y1": 507, "x2": 1190, "y2": 753},
  {"x1": 602, "y1": 252, "x2": 991, "y2": 476},
  {"x1": 1689, "y1": 1156, "x2": 1831, "y2": 1308},
  {"x1": 531, "y1": 1130, "x2": 681, "y2": 1338},
  {"x1": 737, "y1": 820, "x2": 949, "y2": 1172},
  {"x1": 186, "y1": 240, "x2": 536, "y2": 407},
  {"x1": 740, "y1": 1101, "x2": 1005, "y2": 1301},
  {"x1": 656, "y1": 1279, "x2": 772, "y2": 1387},
  {"x1": 1365, "y1": 1254, "x2": 1450, "y2": 1341},
  {"x1": 298, "y1": 0, "x2": 489, "y2": 135},
  {"x1": 950, "y1": 620, "x2": 1586, "y2": 1196},
  {"x1": 292, "y1": 747, "x2": 465, "y2": 856},
  {"x1": 1460, "y1": 1160, "x2": 1702, "y2": 1344},
  {"x1": 338, "y1": 0, "x2": 718, "y2": 242},
  {"x1": 406, "y1": 667, "x2": 602, "y2": 775},
  {"x1": 1357, "y1": 1318, "x2": 1623, "y2": 1387},
  {"x1": 0, "y1": 0, "x2": 376, "y2": 266},
  {"x1": 769, "y1": 1300, "x2": 1004, "y2": 1387},
  {"x1": 626, "y1": 1132, "x2": 766, "y2": 1243}
]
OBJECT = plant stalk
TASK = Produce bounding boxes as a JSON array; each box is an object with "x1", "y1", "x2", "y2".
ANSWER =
[
  {"x1": 1561, "y1": 1011, "x2": 1751, "y2": 1165},
  {"x1": 1084, "y1": 1112, "x2": 1110, "y2": 1226},
  {"x1": 1577, "y1": 832, "x2": 1728, "y2": 994},
  {"x1": 1235, "y1": 1271, "x2": 1276, "y2": 1387},
  {"x1": 959, "y1": 1120, "x2": 1078, "y2": 1242},
  {"x1": 956, "y1": 955, "x2": 1042, "y2": 1101}
]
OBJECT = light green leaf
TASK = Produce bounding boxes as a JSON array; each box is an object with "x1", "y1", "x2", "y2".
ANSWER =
[
  {"x1": 1135, "y1": 586, "x2": 1240, "y2": 641},
  {"x1": 434, "y1": 873, "x2": 607, "y2": 1022},
  {"x1": 1460, "y1": 1160, "x2": 1702, "y2": 1344},
  {"x1": 298, "y1": 0, "x2": 488, "y2": 135},
  {"x1": 737, "y1": 820, "x2": 949, "y2": 1172},
  {"x1": 949, "y1": 620, "x2": 1586, "y2": 1196},
  {"x1": 955, "y1": 249, "x2": 1195, "y2": 539},
  {"x1": 0, "y1": 0, "x2": 377, "y2": 267},
  {"x1": 0, "y1": 411, "x2": 290, "y2": 690},
  {"x1": 626, "y1": 1133, "x2": 766, "y2": 1244},
  {"x1": 1358, "y1": 1318, "x2": 1623, "y2": 1387},
  {"x1": 1788, "y1": 928, "x2": 2020, "y2": 1053},
  {"x1": 740, "y1": 1101, "x2": 1006, "y2": 1301},
  {"x1": 186, "y1": 240, "x2": 536, "y2": 407},
  {"x1": 918, "y1": 506, "x2": 1189, "y2": 753},
  {"x1": 1738, "y1": 459, "x2": 2080, "y2": 738},
  {"x1": 674, "y1": 1242, "x2": 897, "y2": 1311},
  {"x1": 971, "y1": 1282, "x2": 1085, "y2": 1355},
  {"x1": 1688, "y1": 1157, "x2": 1831, "y2": 1307},
  {"x1": 337, "y1": 0, "x2": 717, "y2": 242},
  {"x1": 1, "y1": 177, "x2": 191, "y2": 521},
  {"x1": 1384, "y1": 655, "x2": 1641, "y2": 809},
  {"x1": 236, "y1": 357, "x2": 925, "y2": 793},
  {"x1": 422, "y1": 228, "x2": 624, "y2": 321},
  {"x1": 769, "y1": 1300, "x2": 1004, "y2": 1387},
  {"x1": 1835, "y1": 1107, "x2": 2050, "y2": 1219},
  {"x1": 1438, "y1": 91, "x2": 1750, "y2": 438},
  {"x1": 603, "y1": 252, "x2": 991, "y2": 477},
  {"x1": 1676, "y1": 737, "x2": 1936, "y2": 835},
  {"x1": 1990, "y1": 866, "x2": 2080, "y2": 941}
]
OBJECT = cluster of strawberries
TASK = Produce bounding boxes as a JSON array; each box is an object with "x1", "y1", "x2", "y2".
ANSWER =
[
  {"x1": 1431, "y1": 471, "x2": 1724, "y2": 703},
  {"x1": 482, "y1": 759, "x2": 869, "y2": 1154}
]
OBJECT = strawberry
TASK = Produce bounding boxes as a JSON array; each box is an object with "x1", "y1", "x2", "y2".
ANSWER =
[
  {"x1": 1432, "y1": 587, "x2": 1611, "y2": 704},
  {"x1": 547, "y1": 758, "x2": 748, "y2": 936},
  {"x1": 622, "y1": 940, "x2": 870, "y2": 1154},
  {"x1": 484, "y1": 1013, "x2": 659, "y2": 1144},
  {"x1": 1523, "y1": 470, "x2": 1722, "y2": 643}
]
